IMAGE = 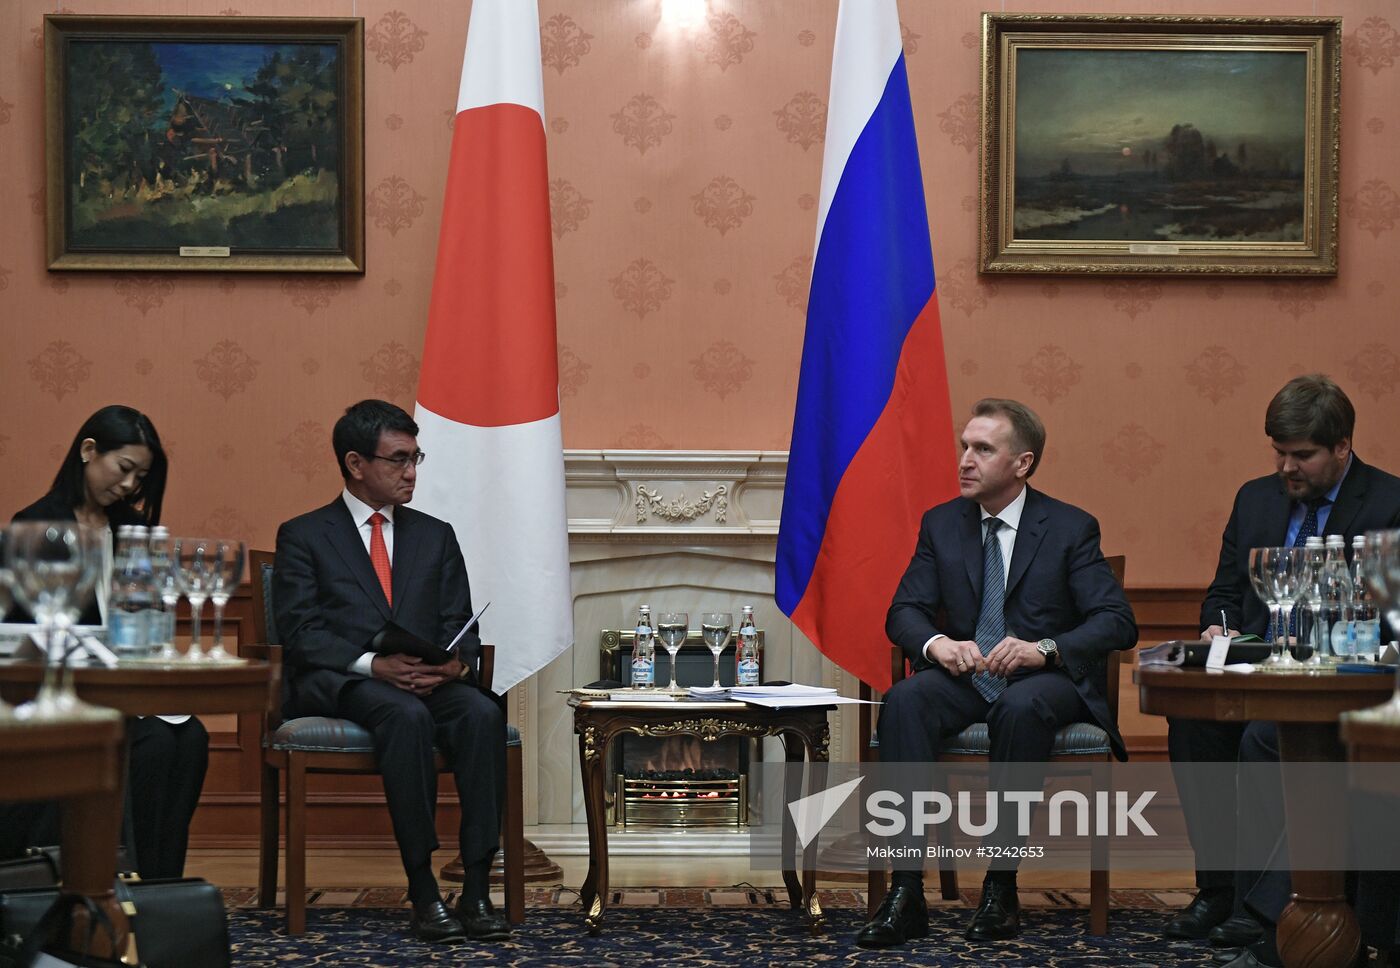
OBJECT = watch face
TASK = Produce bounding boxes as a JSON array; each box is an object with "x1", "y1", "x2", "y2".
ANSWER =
[{"x1": 1038, "y1": 638, "x2": 1056, "y2": 653}]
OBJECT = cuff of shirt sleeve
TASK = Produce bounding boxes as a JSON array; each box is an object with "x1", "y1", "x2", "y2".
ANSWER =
[
  {"x1": 350, "y1": 652, "x2": 377, "y2": 677},
  {"x1": 922, "y1": 634, "x2": 944, "y2": 664}
]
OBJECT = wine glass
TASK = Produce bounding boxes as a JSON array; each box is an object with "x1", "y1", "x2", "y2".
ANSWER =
[
  {"x1": 701, "y1": 612, "x2": 733, "y2": 689},
  {"x1": 0, "y1": 528, "x2": 15, "y2": 720},
  {"x1": 5, "y1": 521, "x2": 103, "y2": 719},
  {"x1": 176, "y1": 538, "x2": 213, "y2": 661},
  {"x1": 149, "y1": 531, "x2": 181, "y2": 661},
  {"x1": 1248, "y1": 547, "x2": 1281, "y2": 665},
  {"x1": 1265, "y1": 546, "x2": 1307, "y2": 671},
  {"x1": 205, "y1": 540, "x2": 246, "y2": 663},
  {"x1": 656, "y1": 611, "x2": 688, "y2": 692}
]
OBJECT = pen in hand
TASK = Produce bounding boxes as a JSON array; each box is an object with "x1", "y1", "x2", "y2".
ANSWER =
[{"x1": 1221, "y1": 609, "x2": 1229, "y2": 637}]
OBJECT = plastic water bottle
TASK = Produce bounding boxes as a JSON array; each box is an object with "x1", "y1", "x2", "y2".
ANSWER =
[
  {"x1": 1320, "y1": 536, "x2": 1353, "y2": 659},
  {"x1": 109, "y1": 525, "x2": 155, "y2": 657},
  {"x1": 1351, "y1": 535, "x2": 1381, "y2": 659},
  {"x1": 735, "y1": 606, "x2": 761, "y2": 686},
  {"x1": 631, "y1": 605, "x2": 655, "y2": 688}
]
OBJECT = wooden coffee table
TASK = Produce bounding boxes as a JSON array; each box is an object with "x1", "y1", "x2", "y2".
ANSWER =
[
  {"x1": 571, "y1": 696, "x2": 832, "y2": 935},
  {"x1": 1137, "y1": 666, "x2": 1393, "y2": 968}
]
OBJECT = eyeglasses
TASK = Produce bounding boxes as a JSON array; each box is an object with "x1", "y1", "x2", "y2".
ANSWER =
[{"x1": 366, "y1": 450, "x2": 426, "y2": 468}]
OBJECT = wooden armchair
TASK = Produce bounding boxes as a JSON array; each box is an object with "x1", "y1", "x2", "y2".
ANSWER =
[
  {"x1": 245, "y1": 550, "x2": 524, "y2": 935},
  {"x1": 864, "y1": 555, "x2": 1127, "y2": 936}
]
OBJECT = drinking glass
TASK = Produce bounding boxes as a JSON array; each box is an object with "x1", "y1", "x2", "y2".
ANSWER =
[
  {"x1": 1264, "y1": 546, "x2": 1307, "y2": 671},
  {"x1": 176, "y1": 538, "x2": 213, "y2": 661},
  {"x1": 1296, "y1": 545, "x2": 1327, "y2": 668},
  {"x1": 205, "y1": 540, "x2": 246, "y2": 663},
  {"x1": 150, "y1": 533, "x2": 181, "y2": 661},
  {"x1": 1362, "y1": 529, "x2": 1400, "y2": 718},
  {"x1": 656, "y1": 612, "x2": 688, "y2": 692},
  {"x1": 1247, "y1": 547, "x2": 1281, "y2": 665},
  {"x1": 0, "y1": 528, "x2": 14, "y2": 720},
  {"x1": 701, "y1": 612, "x2": 732, "y2": 689},
  {"x1": 5, "y1": 521, "x2": 102, "y2": 719}
]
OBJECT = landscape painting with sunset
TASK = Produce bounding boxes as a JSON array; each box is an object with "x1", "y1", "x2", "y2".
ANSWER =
[{"x1": 1011, "y1": 48, "x2": 1308, "y2": 243}]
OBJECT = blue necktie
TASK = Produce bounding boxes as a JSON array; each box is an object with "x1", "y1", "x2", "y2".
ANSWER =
[{"x1": 971, "y1": 518, "x2": 1008, "y2": 703}]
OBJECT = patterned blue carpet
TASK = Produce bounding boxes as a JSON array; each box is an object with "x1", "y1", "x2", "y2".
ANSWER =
[{"x1": 230, "y1": 906, "x2": 1215, "y2": 966}]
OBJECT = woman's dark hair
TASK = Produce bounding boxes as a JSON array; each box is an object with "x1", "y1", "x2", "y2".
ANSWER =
[{"x1": 50, "y1": 405, "x2": 168, "y2": 525}]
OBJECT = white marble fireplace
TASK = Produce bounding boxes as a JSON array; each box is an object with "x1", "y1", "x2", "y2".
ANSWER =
[{"x1": 513, "y1": 451, "x2": 864, "y2": 853}]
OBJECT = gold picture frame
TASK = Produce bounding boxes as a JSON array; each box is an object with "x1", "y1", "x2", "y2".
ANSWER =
[
  {"x1": 45, "y1": 15, "x2": 365, "y2": 273},
  {"x1": 979, "y1": 14, "x2": 1340, "y2": 275}
]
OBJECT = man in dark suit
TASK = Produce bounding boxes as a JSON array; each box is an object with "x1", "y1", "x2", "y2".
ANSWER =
[
  {"x1": 273, "y1": 400, "x2": 509, "y2": 943},
  {"x1": 1168, "y1": 374, "x2": 1400, "y2": 967},
  {"x1": 856, "y1": 398, "x2": 1138, "y2": 948}
]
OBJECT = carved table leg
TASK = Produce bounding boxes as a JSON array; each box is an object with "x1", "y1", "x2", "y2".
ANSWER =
[
  {"x1": 803, "y1": 718, "x2": 830, "y2": 936},
  {"x1": 1275, "y1": 722, "x2": 1360, "y2": 968},
  {"x1": 578, "y1": 721, "x2": 610, "y2": 936},
  {"x1": 781, "y1": 730, "x2": 804, "y2": 911}
]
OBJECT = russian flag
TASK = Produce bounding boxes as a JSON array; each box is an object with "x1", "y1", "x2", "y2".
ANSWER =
[
  {"x1": 776, "y1": 0, "x2": 957, "y2": 692},
  {"x1": 411, "y1": 0, "x2": 573, "y2": 693}
]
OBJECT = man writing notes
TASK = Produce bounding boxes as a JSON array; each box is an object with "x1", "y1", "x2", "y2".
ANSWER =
[
  {"x1": 857, "y1": 399, "x2": 1138, "y2": 948},
  {"x1": 1168, "y1": 375, "x2": 1400, "y2": 967},
  {"x1": 273, "y1": 400, "x2": 509, "y2": 943}
]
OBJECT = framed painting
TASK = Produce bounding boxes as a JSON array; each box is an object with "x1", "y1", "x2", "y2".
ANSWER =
[
  {"x1": 979, "y1": 15, "x2": 1340, "y2": 275},
  {"x1": 45, "y1": 15, "x2": 364, "y2": 273}
]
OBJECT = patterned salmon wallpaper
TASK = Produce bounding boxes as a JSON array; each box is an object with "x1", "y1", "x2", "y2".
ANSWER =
[{"x1": 1, "y1": 0, "x2": 1398, "y2": 586}]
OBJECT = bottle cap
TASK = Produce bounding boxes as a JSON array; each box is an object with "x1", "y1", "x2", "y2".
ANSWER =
[
  {"x1": 1325, "y1": 535, "x2": 1345, "y2": 547},
  {"x1": 1304, "y1": 536, "x2": 1324, "y2": 548}
]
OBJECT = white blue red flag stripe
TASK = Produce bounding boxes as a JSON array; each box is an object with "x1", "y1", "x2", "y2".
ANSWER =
[
  {"x1": 776, "y1": 0, "x2": 957, "y2": 691},
  {"x1": 412, "y1": 0, "x2": 573, "y2": 693}
]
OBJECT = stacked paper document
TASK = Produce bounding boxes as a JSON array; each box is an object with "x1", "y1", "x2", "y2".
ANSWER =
[{"x1": 687, "y1": 684, "x2": 873, "y2": 708}]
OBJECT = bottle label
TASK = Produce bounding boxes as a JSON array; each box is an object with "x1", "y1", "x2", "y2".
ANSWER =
[
  {"x1": 631, "y1": 654, "x2": 654, "y2": 686},
  {"x1": 109, "y1": 611, "x2": 144, "y2": 655},
  {"x1": 737, "y1": 657, "x2": 760, "y2": 686}
]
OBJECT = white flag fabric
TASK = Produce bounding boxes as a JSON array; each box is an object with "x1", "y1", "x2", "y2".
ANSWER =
[{"x1": 412, "y1": 0, "x2": 573, "y2": 693}]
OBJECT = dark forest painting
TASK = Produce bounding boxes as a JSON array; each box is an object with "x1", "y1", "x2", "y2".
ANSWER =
[
  {"x1": 1012, "y1": 49, "x2": 1307, "y2": 244},
  {"x1": 979, "y1": 15, "x2": 1339, "y2": 275},
  {"x1": 46, "y1": 17, "x2": 364, "y2": 272}
]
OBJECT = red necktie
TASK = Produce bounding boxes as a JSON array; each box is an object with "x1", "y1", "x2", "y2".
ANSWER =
[{"x1": 369, "y1": 512, "x2": 392, "y2": 606}]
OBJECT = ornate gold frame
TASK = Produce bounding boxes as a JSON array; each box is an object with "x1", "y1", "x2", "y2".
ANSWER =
[
  {"x1": 45, "y1": 15, "x2": 365, "y2": 273},
  {"x1": 979, "y1": 14, "x2": 1340, "y2": 275}
]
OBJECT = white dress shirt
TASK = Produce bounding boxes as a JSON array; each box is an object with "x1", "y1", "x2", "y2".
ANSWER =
[
  {"x1": 342, "y1": 489, "x2": 395, "y2": 677},
  {"x1": 921, "y1": 485, "x2": 1027, "y2": 663}
]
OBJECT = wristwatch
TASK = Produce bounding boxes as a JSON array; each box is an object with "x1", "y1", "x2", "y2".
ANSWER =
[{"x1": 1036, "y1": 638, "x2": 1059, "y2": 664}]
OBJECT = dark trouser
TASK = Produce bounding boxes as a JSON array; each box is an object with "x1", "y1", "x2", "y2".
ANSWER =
[
  {"x1": 127, "y1": 716, "x2": 209, "y2": 879},
  {"x1": 877, "y1": 665, "x2": 1090, "y2": 880},
  {"x1": 1168, "y1": 717, "x2": 1246, "y2": 893},
  {"x1": 337, "y1": 677, "x2": 506, "y2": 905},
  {"x1": 1238, "y1": 721, "x2": 1290, "y2": 924}
]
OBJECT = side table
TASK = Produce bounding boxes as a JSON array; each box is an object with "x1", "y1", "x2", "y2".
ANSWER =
[{"x1": 571, "y1": 697, "x2": 832, "y2": 935}]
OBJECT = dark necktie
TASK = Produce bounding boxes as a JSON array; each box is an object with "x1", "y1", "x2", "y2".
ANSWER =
[
  {"x1": 971, "y1": 518, "x2": 1008, "y2": 703},
  {"x1": 1292, "y1": 496, "x2": 1328, "y2": 547},
  {"x1": 1288, "y1": 496, "x2": 1328, "y2": 634}
]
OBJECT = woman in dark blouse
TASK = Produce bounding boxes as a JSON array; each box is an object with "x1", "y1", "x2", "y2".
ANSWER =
[{"x1": 4, "y1": 405, "x2": 207, "y2": 879}]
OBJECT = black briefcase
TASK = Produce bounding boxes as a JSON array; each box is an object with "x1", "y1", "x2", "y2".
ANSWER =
[
  {"x1": 0, "y1": 848, "x2": 135, "y2": 893},
  {"x1": 0, "y1": 876, "x2": 228, "y2": 968}
]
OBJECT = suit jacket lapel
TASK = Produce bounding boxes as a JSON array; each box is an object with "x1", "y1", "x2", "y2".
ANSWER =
[
  {"x1": 389, "y1": 508, "x2": 423, "y2": 619},
  {"x1": 961, "y1": 500, "x2": 984, "y2": 598},
  {"x1": 322, "y1": 500, "x2": 392, "y2": 621},
  {"x1": 1005, "y1": 488, "x2": 1047, "y2": 599},
  {"x1": 1322, "y1": 456, "x2": 1368, "y2": 541}
]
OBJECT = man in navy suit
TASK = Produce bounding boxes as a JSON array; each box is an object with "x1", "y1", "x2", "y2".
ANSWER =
[
  {"x1": 857, "y1": 398, "x2": 1138, "y2": 948},
  {"x1": 1168, "y1": 375, "x2": 1400, "y2": 967},
  {"x1": 273, "y1": 400, "x2": 509, "y2": 943}
]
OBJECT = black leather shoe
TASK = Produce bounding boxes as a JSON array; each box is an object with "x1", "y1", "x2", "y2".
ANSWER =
[
  {"x1": 855, "y1": 885, "x2": 929, "y2": 948},
  {"x1": 965, "y1": 880, "x2": 1020, "y2": 941},
  {"x1": 455, "y1": 896, "x2": 512, "y2": 941},
  {"x1": 1210, "y1": 914, "x2": 1264, "y2": 948},
  {"x1": 1164, "y1": 888, "x2": 1233, "y2": 939},
  {"x1": 1213, "y1": 949, "x2": 1245, "y2": 965},
  {"x1": 410, "y1": 900, "x2": 466, "y2": 942},
  {"x1": 1218, "y1": 948, "x2": 1280, "y2": 968}
]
